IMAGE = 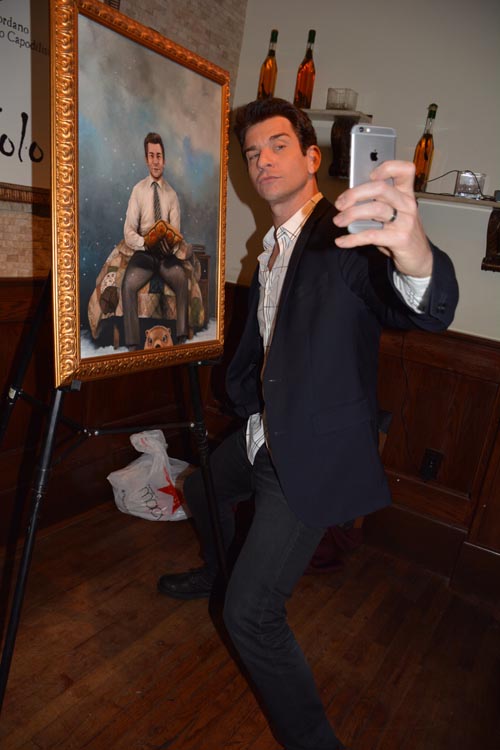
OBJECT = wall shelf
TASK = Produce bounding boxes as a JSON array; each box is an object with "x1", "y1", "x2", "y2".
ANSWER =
[
  {"x1": 417, "y1": 192, "x2": 500, "y2": 209},
  {"x1": 306, "y1": 109, "x2": 372, "y2": 122}
]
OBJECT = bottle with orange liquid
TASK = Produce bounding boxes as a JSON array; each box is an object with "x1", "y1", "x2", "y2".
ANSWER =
[
  {"x1": 293, "y1": 29, "x2": 316, "y2": 109},
  {"x1": 413, "y1": 103, "x2": 438, "y2": 192},
  {"x1": 257, "y1": 29, "x2": 278, "y2": 100}
]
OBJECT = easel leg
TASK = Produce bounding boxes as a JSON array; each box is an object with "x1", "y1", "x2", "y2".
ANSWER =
[
  {"x1": 0, "y1": 386, "x2": 66, "y2": 713},
  {"x1": 187, "y1": 362, "x2": 228, "y2": 582}
]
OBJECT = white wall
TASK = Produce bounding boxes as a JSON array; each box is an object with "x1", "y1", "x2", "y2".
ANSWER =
[
  {"x1": 418, "y1": 199, "x2": 499, "y2": 341},
  {"x1": 226, "y1": 0, "x2": 500, "y2": 341}
]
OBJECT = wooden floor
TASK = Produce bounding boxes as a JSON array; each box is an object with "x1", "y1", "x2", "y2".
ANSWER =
[{"x1": 1, "y1": 502, "x2": 499, "y2": 750}]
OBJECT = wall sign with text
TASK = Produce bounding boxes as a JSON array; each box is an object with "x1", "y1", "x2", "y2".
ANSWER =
[{"x1": 0, "y1": 0, "x2": 50, "y2": 202}]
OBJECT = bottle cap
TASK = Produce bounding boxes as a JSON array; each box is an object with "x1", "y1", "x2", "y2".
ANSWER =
[
  {"x1": 270, "y1": 29, "x2": 278, "y2": 43},
  {"x1": 308, "y1": 30, "x2": 316, "y2": 43},
  {"x1": 428, "y1": 103, "x2": 438, "y2": 117}
]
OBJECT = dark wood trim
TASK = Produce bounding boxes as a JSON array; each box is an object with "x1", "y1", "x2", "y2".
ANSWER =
[
  {"x1": 451, "y1": 541, "x2": 500, "y2": 606},
  {"x1": 0, "y1": 183, "x2": 50, "y2": 205},
  {"x1": 0, "y1": 277, "x2": 48, "y2": 323},
  {"x1": 469, "y1": 418, "x2": 500, "y2": 549},
  {"x1": 381, "y1": 328, "x2": 500, "y2": 381},
  {"x1": 364, "y1": 506, "x2": 500, "y2": 606},
  {"x1": 386, "y1": 472, "x2": 473, "y2": 528},
  {"x1": 362, "y1": 503, "x2": 467, "y2": 578}
]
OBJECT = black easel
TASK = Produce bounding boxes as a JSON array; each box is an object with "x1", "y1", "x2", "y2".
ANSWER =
[{"x1": 0, "y1": 274, "x2": 227, "y2": 713}]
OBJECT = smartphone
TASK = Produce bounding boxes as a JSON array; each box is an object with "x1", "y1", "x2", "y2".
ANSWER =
[{"x1": 348, "y1": 124, "x2": 397, "y2": 233}]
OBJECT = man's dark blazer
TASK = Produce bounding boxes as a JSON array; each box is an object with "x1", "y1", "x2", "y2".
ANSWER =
[{"x1": 226, "y1": 197, "x2": 459, "y2": 528}]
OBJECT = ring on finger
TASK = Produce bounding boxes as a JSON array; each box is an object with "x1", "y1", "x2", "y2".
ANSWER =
[{"x1": 387, "y1": 207, "x2": 398, "y2": 223}]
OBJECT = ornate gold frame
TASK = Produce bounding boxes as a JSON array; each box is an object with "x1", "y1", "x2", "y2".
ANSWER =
[{"x1": 50, "y1": 0, "x2": 229, "y2": 386}]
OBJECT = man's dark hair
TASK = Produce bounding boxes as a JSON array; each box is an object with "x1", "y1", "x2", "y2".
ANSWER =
[
  {"x1": 233, "y1": 98, "x2": 317, "y2": 157},
  {"x1": 144, "y1": 132, "x2": 165, "y2": 160}
]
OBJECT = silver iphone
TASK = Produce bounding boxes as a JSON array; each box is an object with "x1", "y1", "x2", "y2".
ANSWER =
[{"x1": 348, "y1": 124, "x2": 397, "y2": 233}]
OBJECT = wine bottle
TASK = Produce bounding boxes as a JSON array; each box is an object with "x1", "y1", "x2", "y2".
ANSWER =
[
  {"x1": 413, "y1": 103, "x2": 438, "y2": 192},
  {"x1": 257, "y1": 29, "x2": 278, "y2": 100},
  {"x1": 293, "y1": 29, "x2": 316, "y2": 109}
]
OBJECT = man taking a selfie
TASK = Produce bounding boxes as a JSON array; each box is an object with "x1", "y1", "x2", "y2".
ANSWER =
[{"x1": 158, "y1": 98, "x2": 459, "y2": 750}]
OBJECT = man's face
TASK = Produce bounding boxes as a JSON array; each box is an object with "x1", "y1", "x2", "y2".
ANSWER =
[
  {"x1": 146, "y1": 143, "x2": 165, "y2": 180},
  {"x1": 243, "y1": 116, "x2": 320, "y2": 216}
]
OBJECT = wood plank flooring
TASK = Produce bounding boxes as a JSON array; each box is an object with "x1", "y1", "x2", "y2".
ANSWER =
[{"x1": 1, "y1": 502, "x2": 499, "y2": 749}]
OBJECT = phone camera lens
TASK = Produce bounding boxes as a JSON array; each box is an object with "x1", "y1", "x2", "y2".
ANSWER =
[{"x1": 359, "y1": 126, "x2": 364, "y2": 132}]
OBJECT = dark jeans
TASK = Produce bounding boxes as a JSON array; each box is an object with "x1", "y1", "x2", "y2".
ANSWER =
[
  {"x1": 122, "y1": 249, "x2": 189, "y2": 346},
  {"x1": 184, "y1": 426, "x2": 344, "y2": 750}
]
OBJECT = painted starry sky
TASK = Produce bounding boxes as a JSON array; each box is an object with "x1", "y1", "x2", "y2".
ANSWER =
[{"x1": 78, "y1": 15, "x2": 223, "y2": 335}]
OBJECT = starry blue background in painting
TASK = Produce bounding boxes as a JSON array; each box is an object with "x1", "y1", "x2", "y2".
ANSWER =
[{"x1": 78, "y1": 15, "x2": 222, "y2": 352}]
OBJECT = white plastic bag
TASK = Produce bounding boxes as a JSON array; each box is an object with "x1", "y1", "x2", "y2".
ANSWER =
[{"x1": 107, "y1": 429, "x2": 190, "y2": 521}]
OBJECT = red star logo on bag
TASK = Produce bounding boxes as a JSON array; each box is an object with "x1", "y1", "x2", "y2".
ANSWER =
[{"x1": 157, "y1": 469, "x2": 181, "y2": 512}]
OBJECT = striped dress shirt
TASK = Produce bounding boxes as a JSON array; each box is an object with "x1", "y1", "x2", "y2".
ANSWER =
[{"x1": 246, "y1": 193, "x2": 322, "y2": 463}]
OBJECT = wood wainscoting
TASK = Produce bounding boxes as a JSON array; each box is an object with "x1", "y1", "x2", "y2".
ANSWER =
[
  {"x1": 367, "y1": 324, "x2": 500, "y2": 607},
  {"x1": 0, "y1": 278, "x2": 201, "y2": 547},
  {"x1": 1, "y1": 278, "x2": 500, "y2": 607}
]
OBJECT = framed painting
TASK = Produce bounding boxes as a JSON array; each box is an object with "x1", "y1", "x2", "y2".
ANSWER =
[{"x1": 50, "y1": 0, "x2": 229, "y2": 386}]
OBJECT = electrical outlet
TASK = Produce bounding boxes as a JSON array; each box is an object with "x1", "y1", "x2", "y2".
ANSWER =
[{"x1": 419, "y1": 449, "x2": 443, "y2": 481}]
